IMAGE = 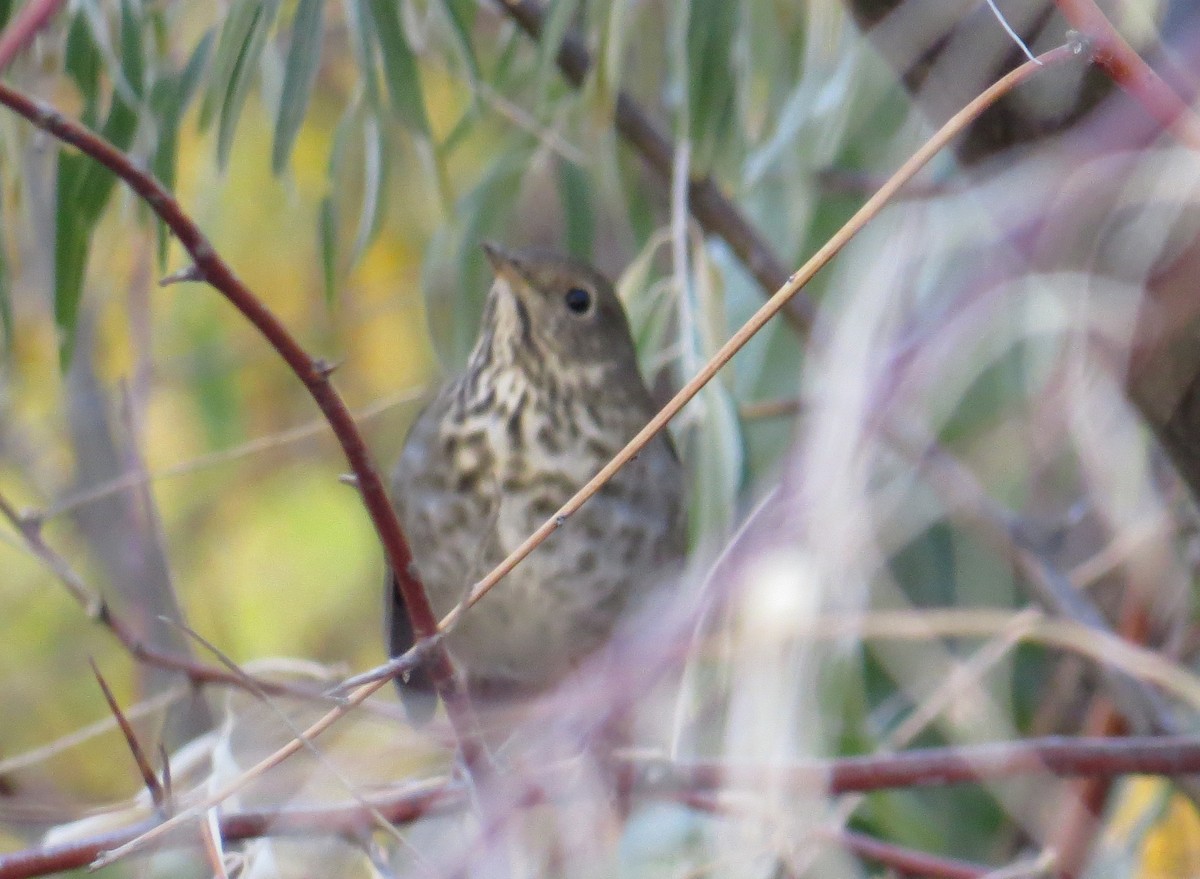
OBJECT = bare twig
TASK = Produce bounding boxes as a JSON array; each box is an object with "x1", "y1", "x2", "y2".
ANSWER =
[
  {"x1": 441, "y1": 44, "x2": 1077, "y2": 634},
  {"x1": 0, "y1": 73, "x2": 486, "y2": 787},
  {"x1": 89, "y1": 661, "x2": 165, "y2": 810},
  {"x1": 491, "y1": 0, "x2": 809, "y2": 329},
  {"x1": 1053, "y1": 0, "x2": 1200, "y2": 148},
  {"x1": 0, "y1": 491, "x2": 333, "y2": 700},
  {"x1": 0, "y1": 0, "x2": 67, "y2": 72},
  {"x1": 9, "y1": 735, "x2": 1200, "y2": 879}
]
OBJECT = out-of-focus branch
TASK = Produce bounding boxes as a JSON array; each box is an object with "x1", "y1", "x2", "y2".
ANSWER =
[
  {"x1": 0, "y1": 492, "x2": 320, "y2": 699},
  {"x1": 0, "y1": 79, "x2": 485, "y2": 773},
  {"x1": 6, "y1": 735, "x2": 1200, "y2": 878},
  {"x1": 491, "y1": 0, "x2": 812, "y2": 332},
  {"x1": 1053, "y1": 0, "x2": 1200, "y2": 147},
  {"x1": 0, "y1": 0, "x2": 67, "y2": 73}
]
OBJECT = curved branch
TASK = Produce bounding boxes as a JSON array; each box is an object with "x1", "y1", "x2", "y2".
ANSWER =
[
  {"x1": 0, "y1": 80, "x2": 484, "y2": 774},
  {"x1": 492, "y1": 0, "x2": 812, "y2": 332},
  {"x1": 1053, "y1": 0, "x2": 1200, "y2": 147},
  {"x1": 7, "y1": 733, "x2": 1200, "y2": 879}
]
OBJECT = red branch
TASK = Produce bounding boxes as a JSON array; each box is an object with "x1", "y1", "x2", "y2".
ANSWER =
[
  {"x1": 634, "y1": 734, "x2": 1200, "y2": 795},
  {"x1": 0, "y1": 0, "x2": 67, "y2": 73},
  {"x1": 493, "y1": 0, "x2": 810, "y2": 330},
  {"x1": 7, "y1": 734, "x2": 1200, "y2": 879},
  {"x1": 0, "y1": 82, "x2": 479, "y2": 755},
  {"x1": 1054, "y1": 0, "x2": 1200, "y2": 147}
]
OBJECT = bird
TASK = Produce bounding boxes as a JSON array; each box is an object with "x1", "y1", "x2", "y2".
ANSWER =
[{"x1": 386, "y1": 243, "x2": 685, "y2": 723}]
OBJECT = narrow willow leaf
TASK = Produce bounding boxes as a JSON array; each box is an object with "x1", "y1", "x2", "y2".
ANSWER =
[
  {"x1": 346, "y1": 0, "x2": 382, "y2": 112},
  {"x1": 535, "y1": 0, "x2": 579, "y2": 106},
  {"x1": 55, "y1": 95, "x2": 139, "y2": 368},
  {"x1": 0, "y1": 188, "x2": 11, "y2": 354},
  {"x1": 272, "y1": 0, "x2": 326, "y2": 174},
  {"x1": 199, "y1": 0, "x2": 261, "y2": 132},
  {"x1": 151, "y1": 30, "x2": 214, "y2": 267},
  {"x1": 438, "y1": 0, "x2": 479, "y2": 88},
  {"x1": 441, "y1": 148, "x2": 526, "y2": 363},
  {"x1": 348, "y1": 115, "x2": 384, "y2": 266},
  {"x1": 686, "y1": 0, "x2": 737, "y2": 172},
  {"x1": 319, "y1": 195, "x2": 337, "y2": 306},
  {"x1": 217, "y1": 0, "x2": 282, "y2": 168},
  {"x1": 365, "y1": 0, "x2": 431, "y2": 135},
  {"x1": 65, "y1": 12, "x2": 102, "y2": 124},
  {"x1": 555, "y1": 158, "x2": 593, "y2": 261},
  {"x1": 119, "y1": 0, "x2": 146, "y2": 99},
  {"x1": 437, "y1": 103, "x2": 480, "y2": 158},
  {"x1": 595, "y1": 0, "x2": 633, "y2": 113}
]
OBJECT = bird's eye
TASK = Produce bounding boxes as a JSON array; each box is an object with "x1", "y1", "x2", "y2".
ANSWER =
[{"x1": 564, "y1": 286, "x2": 591, "y2": 314}]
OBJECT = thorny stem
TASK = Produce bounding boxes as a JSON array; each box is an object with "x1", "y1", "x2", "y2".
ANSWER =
[
  {"x1": 443, "y1": 44, "x2": 1079, "y2": 633},
  {"x1": 8, "y1": 734, "x2": 1200, "y2": 879}
]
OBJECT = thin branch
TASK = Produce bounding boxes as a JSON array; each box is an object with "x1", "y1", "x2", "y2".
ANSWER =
[
  {"x1": 836, "y1": 829, "x2": 996, "y2": 879},
  {"x1": 491, "y1": 0, "x2": 810, "y2": 330},
  {"x1": 0, "y1": 0, "x2": 67, "y2": 72},
  {"x1": 0, "y1": 491, "x2": 334, "y2": 700},
  {"x1": 0, "y1": 74, "x2": 486, "y2": 778},
  {"x1": 1053, "y1": 0, "x2": 1200, "y2": 148},
  {"x1": 629, "y1": 734, "x2": 1200, "y2": 797},
  {"x1": 89, "y1": 660, "x2": 165, "y2": 810},
  {"x1": 438, "y1": 43, "x2": 1078, "y2": 636},
  {"x1": 45, "y1": 387, "x2": 426, "y2": 519},
  {"x1": 8, "y1": 735, "x2": 1200, "y2": 879}
]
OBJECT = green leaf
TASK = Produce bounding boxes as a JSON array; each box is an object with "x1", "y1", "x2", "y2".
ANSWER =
[
  {"x1": 348, "y1": 116, "x2": 386, "y2": 267},
  {"x1": 272, "y1": 0, "x2": 326, "y2": 174},
  {"x1": 217, "y1": 0, "x2": 281, "y2": 168},
  {"x1": 54, "y1": 94, "x2": 139, "y2": 369},
  {"x1": 318, "y1": 195, "x2": 337, "y2": 307},
  {"x1": 685, "y1": 0, "x2": 737, "y2": 172},
  {"x1": 0, "y1": 0, "x2": 13, "y2": 30},
  {"x1": 347, "y1": 0, "x2": 383, "y2": 112},
  {"x1": 199, "y1": 0, "x2": 281, "y2": 165},
  {"x1": 119, "y1": 0, "x2": 146, "y2": 99},
  {"x1": 535, "y1": 0, "x2": 579, "y2": 105},
  {"x1": 430, "y1": 148, "x2": 526, "y2": 365},
  {"x1": 151, "y1": 30, "x2": 214, "y2": 267},
  {"x1": 65, "y1": 12, "x2": 102, "y2": 124},
  {"x1": 199, "y1": 0, "x2": 260, "y2": 131},
  {"x1": 555, "y1": 158, "x2": 593, "y2": 261},
  {"x1": 365, "y1": 0, "x2": 431, "y2": 136},
  {"x1": 0, "y1": 187, "x2": 11, "y2": 355}
]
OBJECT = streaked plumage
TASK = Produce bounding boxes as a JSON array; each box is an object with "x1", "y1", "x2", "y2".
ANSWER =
[{"x1": 387, "y1": 244, "x2": 684, "y2": 720}]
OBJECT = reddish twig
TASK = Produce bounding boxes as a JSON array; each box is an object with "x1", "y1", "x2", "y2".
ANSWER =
[
  {"x1": 8, "y1": 734, "x2": 1200, "y2": 879},
  {"x1": 1054, "y1": 0, "x2": 1200, "y2": 147},
  {"x1": 492, "y1": 0, "x2": 809, "y2": 330},
  {"x1": 0, "y1": 780, "x2": 461, "y2": 879},
  {"x1": 89, "y1": 660, "x2": 165, "y2": 811},
  {"x1": 0, "y1": 492, "x2": 336, "y2": 701},
  {"x1": 0, "y1": 80, "x2": 483, "y2": 764},
  {"x1": 836, "y1": 830, "x2": 993, "y2": 879},
  {"x1": 0, "y1": 0, "x2": 67, "y2": 73}
]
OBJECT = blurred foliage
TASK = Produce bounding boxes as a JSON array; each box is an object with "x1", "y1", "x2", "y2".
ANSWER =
[{"x1": 0, "y1": 0, "x2": 1195, "y2": 876}]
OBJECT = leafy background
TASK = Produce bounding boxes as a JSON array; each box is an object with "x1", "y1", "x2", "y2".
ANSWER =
[{"x1": 0, "y1": 0, "x2": 1198, "y2": 876}]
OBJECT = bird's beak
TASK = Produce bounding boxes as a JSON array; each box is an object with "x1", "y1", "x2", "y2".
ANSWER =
[{"x1": 481, "y1": 241, "x2": 524, "y2": 285}]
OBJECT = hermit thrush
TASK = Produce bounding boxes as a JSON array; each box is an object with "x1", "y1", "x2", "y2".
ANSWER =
[{"x1": 387, "y1": 243, "x2": 685, "y2": 721}]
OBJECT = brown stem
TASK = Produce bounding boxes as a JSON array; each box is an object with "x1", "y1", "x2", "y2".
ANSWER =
[
  {"x1": 492, "y1": 0, "x2": 812, "y2": 332},
  {"x1": 0, "y1": 0, "x2": 67, "y2": 73},
  {"x1": 9, "y1": 734, "x2": 1200, "y2": 879},
  {"x1": 1053, "y1": 0, "x2": 1200, "y2": 147},
  {"x1": 0, "y1": 493, "x2": 324, "y2": 699},
  {"x1": 0, "y1": 83, "x2": 483, "y2": 762}
]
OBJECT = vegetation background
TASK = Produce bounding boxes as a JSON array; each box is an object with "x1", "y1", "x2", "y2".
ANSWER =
[{"x1": 0, "y1": 0, "x2": 1198, "y2": 876}]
